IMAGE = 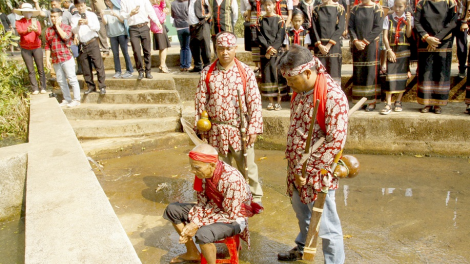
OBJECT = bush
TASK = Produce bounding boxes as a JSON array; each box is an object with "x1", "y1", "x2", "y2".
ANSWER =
[{"x1": 0, "y1": 24, "x2": 30, "y2": 144}]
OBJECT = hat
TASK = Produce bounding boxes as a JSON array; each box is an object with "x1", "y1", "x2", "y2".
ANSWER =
[
  {"x1": 13, "y1": 3, "x2": 41, "y2": 16},
  {"x1": 216, "y1": 32, "x2": 237, "y2": 47}
]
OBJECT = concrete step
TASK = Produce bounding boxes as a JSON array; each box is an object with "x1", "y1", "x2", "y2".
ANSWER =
[
  {"x1": 70, "y1": 117, "x2": 181, "y2": 139},
  {"x1": 80, "y1": 132, "x2": 191, "y2": 160},
  {"x1": 77, "y1": 74, "x2": 175, "y2": 90},
  {"x1": 63, "y1": 103, "x2": 181, "y2": 120},
  {"x1": 79, "y1": 90, "x2": 181, "y2": 104}
]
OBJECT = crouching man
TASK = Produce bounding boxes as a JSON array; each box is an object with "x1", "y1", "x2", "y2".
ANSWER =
[{"x1": 163, "y1": 144, "x2": 262, "y2": 264}]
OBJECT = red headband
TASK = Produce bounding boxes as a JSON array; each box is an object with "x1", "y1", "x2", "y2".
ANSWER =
[{"x1": 189, "y1": 151, "x2": 218, "y2": 192}]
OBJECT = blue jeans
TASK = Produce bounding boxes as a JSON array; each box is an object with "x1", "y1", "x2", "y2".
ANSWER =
[
  {"x1": 53, "y1": 58, "x2": 81, "y2": 102},
  {"x1": 292, "y1": 188, "x2": 345, "y2": 264},
  {"x1": 177, "y1": 28, "x2": 191, "y2": 69},
  {"x1": 109, "y1": 35, "x2": 134, "y2": 74}
]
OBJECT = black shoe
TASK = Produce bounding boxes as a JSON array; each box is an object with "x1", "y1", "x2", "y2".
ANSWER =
[
  {"x1": 138, "y1": 72, "x2": 144, "y2": 80},
  {"x1": 188, "y1": 68, "x2": 202, "y2": 73},
  {"x1": 278, "y1": 247, "x2": 303, "y2": 261},
  {"x1": 145, "y1": 71, "x2": 153, "y2": 79},
  {"x1": 84, "y1": 88, "x2": 96, "y2": 95},
  {"x1": 100, "y1": 88, "x2": 106, "y2": 95}
]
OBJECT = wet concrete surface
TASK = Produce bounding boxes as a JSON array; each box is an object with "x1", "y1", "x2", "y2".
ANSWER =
[
  {"x1": 0, "y1": 216, "x2": 25, "y2": 264},
  {"x1": 94, "y1": 147, "x2": 470, "y2": 264}
]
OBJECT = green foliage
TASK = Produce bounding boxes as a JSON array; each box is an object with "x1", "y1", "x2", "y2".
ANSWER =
[
  {"x1": 0, "y1": 24, "x2": 30, "y2": 143},
  {"x1": 0, "y1": 0, "x2": 51, "y2": 13}
]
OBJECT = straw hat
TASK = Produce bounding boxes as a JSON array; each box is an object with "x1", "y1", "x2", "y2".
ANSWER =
[{"x1": 13, "y1": 3, "x2": 41, "y2": 16}]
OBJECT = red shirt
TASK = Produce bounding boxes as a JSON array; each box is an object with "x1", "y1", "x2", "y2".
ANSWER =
[
  {"x1": 16, "y1": 18, "x2": 42, "y2": 50},
  {"x1": 45, "y1": 24, "x2": 73, "y2": 64}
]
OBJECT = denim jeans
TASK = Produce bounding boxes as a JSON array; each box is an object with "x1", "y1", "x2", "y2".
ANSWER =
[
  {"x1": 109, "y1": 34, "x2": 134, "y2": 74},
  {"x1": 53, "y1": 58, "x2": 81, "y2": 102},
  {"x1": 292, "y1": 188, "x2": 345, "y2": 264},
  {"x1": 177, "y1": 28, "x2": 191, "y2": 69}
]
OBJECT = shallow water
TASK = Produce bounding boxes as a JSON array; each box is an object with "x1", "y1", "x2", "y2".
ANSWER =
[
  {"x1": 96, "y1": 147, "x2": 470, "y2": 264},
  {"x1": 0, "y1": 216, "x2": 25, "y2": 264}
]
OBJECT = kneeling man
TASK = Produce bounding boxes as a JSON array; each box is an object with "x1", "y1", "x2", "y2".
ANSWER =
[{"x1": 164, "y1": 144, "x2": 261, "y2": 264}]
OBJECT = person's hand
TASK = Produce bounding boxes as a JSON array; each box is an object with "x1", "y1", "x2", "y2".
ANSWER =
[
  {"x1": 294, "y1": 173, "x2": 307, "y2": 187},
  {"x1": 387, "y1": 50, "x2": 396, "y2": 62},
  {"x1": 247, "y1": 134, "x2": 257, "y2": 147},
  {"x1": 427, "y1": 44, "x2": 436, "y2": 51},
  {"x1": 79, "y1": 18, "x2": 88, "y2": 25},
  {"x1": 461, "y1": 23, "x2": 468, "y2": 31},
  {"x1": 46, "y1": 60, "x2": 52, "y2": 71},
  {"x1": 181, "y1": 222, "x2": 199, "y2": 238},
  {"x1": 354, "y1": 40, "x2": 365, "y2": 50},
  {"x1": 265, "y1": 53, "x2": 271, "y2": 59},
  {"x1": 406, "y1": 12, "x2": 412, "y2": 23},
  {"x1": 74, "y1": 35, "x2": 79, "y2": 45},
  {"x1": 130, "y1": 6, "x2": 140, "y2": 16},
  {"x1": 55, "y1": 17, "x2": 62, "y2": 27},
  {"x1": 426, "y1": 36, "x2": 440, "y2": 48},
  {"x1": 319, "y1": 44, "x2": 328, "y2": 55},
  {"x1": 32, "y1": 0, "x2": 38, "y2": 3},
  {"x1": 342, "y1": 29, "x2": 348, "y2": 37},
  {"x1": 163, "y1": 7, "x2": 169, "y2": 14}
]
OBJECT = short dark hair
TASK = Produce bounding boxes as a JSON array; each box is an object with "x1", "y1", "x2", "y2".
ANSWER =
[
  {"x1": 292, "y1": 8, "x2": 304, "y2": 18},
  {"x1": 50, "y1": 8, "x2": 63, "y2": 15},
  {"x1": 277, "y1": 44, "x2": 314, "y2": 71},
  {"x1": 74, "y1": 0, "x2": 86, "y2": 5}
]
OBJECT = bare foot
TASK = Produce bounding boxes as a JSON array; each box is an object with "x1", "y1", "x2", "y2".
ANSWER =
[{"x1": 170, "y1": 252, "x2": 201, "y2": 263}]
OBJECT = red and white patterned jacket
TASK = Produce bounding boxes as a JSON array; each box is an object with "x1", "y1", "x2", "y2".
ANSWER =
[
  {"x1": 195, "y1": 61, "x2": 263, "y2": 156},
  {"x1": 285, "y1": 61, "x2": 349, "y2": 204},
  {"x1": 188, "y1": 162, "x2": 253, "y2": 245}
]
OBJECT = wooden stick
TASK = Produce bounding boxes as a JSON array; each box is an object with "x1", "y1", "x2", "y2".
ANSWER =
[
  {"x1": 301, "y1": 99, "x2": 321, "y2": 179},
  {"x1": 236, "y1": 89, "x2": 249, "y2": 182},
  {"x1": 302, "y1": 97, "x2": 367, "y2": 262}
]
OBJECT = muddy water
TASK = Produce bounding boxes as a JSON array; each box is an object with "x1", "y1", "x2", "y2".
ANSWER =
[
  {"x1": 0, "y1": 216, "x2": 25, "y2": 264},
  {"x1": 95, "y1": 147, "x2": 470, "y2": 264}
]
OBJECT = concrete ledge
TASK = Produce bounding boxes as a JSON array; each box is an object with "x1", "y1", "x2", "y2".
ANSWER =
[
  {"x1": 26, "y1": 95, "x2": 140, "y2": 263},
  {"x1": 0, "y1": 143, "x2": 28, "y2": 221}
]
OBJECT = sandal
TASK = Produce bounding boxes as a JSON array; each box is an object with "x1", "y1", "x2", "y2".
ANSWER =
[
  {"x1": 394, "y1": 101, "x2": 403, "y2": 112},
  {"x1": 434, "y1": 106, "x2": 442, "y2": 114},
  {"x1": 420, "y1": 106, "x2": 432, "y2": 113},
  {"x1": 380, "y1": 104, "x2": 392, "y2": 115},
  {"x1": 274, "y1": 103, "x2": 282, "y2": 111},
  {"x1": 267, "y1": 103, "x2": 274, "y2": 110},
  {"x1": 160, "y1": 65, "x2": 169, "y2": 73},
  {"x1": 465, "y1": 104, "x2": 470, "y2": 114},
  {"x1": 365, "y1": 103, "x2": 376, "y2": 112}
]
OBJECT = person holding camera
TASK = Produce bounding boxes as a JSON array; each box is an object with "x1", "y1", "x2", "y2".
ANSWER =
[
  {"x1": 15, "y1": 3, "x2": 47, "y2": 95},
  {"x1": 45, "y1": 8, "x2": 81, "y2": 107},
  {"x1": 121, "y1": 0, "x2": 162, "y2": 80},
  {"x1": 71, "y1": 0, "x2": 107, "y2": 95}
]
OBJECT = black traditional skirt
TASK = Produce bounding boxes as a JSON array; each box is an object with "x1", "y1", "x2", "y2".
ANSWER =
[
  {"x1": 352, "y1": 39, "x2": 381, "y2": 104},
  {"x1": 417, "y1": 36, "x2": 453, "y2": 106},
  {"x1": 384, "y1": 45, "x2": 410, "y2": 94},
  {"x1": 315, "y1": 41, "x2": 342, "y2": 85},
  {"x1": 259, "y1": 53, "x2": 288, "y2": 97}
]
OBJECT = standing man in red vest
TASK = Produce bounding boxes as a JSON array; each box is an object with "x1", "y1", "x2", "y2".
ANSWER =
[
  {"x1": 277, "y1": 45, "x2": 348, "y2": 263},
  {"x1": 195, "y1": 32, "x2": 264, "y2": 205}
]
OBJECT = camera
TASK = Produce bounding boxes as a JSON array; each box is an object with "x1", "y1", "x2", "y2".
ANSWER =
[{"x1": 80, "y1": 13, "x2": 86, "y2": 19}]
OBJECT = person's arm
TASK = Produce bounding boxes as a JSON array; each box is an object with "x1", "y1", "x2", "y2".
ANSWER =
[
  {"x1": 55, "y1": 23, "x2": 72, "y2": 41},
  {"x1": 270, "y1": 16, "x2": 285, "y2": 51},
  {"x1": 285, "y1": 0, "x2": 293, "y2": 27},
  {"x1": 434, "y1": 0, "x2": 457, "y2": 40},
  {"x1": 312, "y1": 7, "x2": 322, "y2": 48},
  {"x1": 114, "y1": 10, "x2": 125, "y2": 23},
  {"x1": 257, "y1": 18, "x2": 270, "y2": 49},
  {"x1": 414, "y1": 0, "x2": 428, "y2": 39},
  {"x1": 32, "y1": 0, "x2": 47, "y2": 17},
  {"x1": 363, "y1": 4, "x2": 384, "y2": 44},
  {"x1": 304, "y1": 32, "x2": 311, "y2": 47},
  {"x1": 348, "y1": 6, "x2": 358, "y2": 40},
  {"x1": 87, "y1": 12, "x2": 101, "y2": 33},
  {"x1": 405, "y1": 12, "x2": 412, "y2": 38},
  {"x1": 145, "y1": 0, "x2": 162, "y2": 27},
  {"x1": 343, "y1": 4, "x2": 350, "y2": 37},
  {"x1": 71, "y1": 16, "x2": 80, "y2": 34},
  {"x1": 16, "y1": 20, "x2": 27, "y2": 35},
  {"x1": 101, "y1": 11, "x2": 108, "y2": 25},
  {"x1": 245, "y1": 67, "x2": 263, "y2": 140},
  {"x1": 325, "y1": 5, "x2": 345, "y2": 51},
  {"x1": 120, "y1": 0, "x2": 131, "y2": 19},
  {"x1": 205, "y1": 0, "x2": 213, "y2": 20},
  {"x1": 232, "y1": 0, "x2": 238, "y2": 28},
  {"x1": 45, "y1": 30, "x2": 52, "y2": 70}
]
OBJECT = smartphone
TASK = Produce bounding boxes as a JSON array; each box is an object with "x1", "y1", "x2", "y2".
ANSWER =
[
  {"x1": 80, "y1": 13, "x2": 87, "y2": 19},
  {"x1": 102, "y1": 10, "x2": 112, "y2": 15}
]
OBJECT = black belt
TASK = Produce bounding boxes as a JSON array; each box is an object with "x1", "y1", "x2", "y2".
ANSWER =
[
  {"x1": 81, "y1": 37, "x2": 97, "y2": 46},
  {"x1": 130, "y1": 23, "x2": 148, "y2": 28}
]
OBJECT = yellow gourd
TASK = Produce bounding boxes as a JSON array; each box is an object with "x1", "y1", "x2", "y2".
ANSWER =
[{"x1": 197, "y1": 111, "x2": 212, "y2": 132}]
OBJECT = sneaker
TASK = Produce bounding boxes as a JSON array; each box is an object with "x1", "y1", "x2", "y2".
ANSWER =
[
  {"x1": 32, "y1": 90, "x2": 39, "y2": 95},
  {"x1": 112, "y1": 72, "x2": 121, "y2": 78},
  {"x1": 40, "y1": 89, "x2": 47, "y2": 94},
  {"x1": 121, "y1": 72, "x2": 133, "y2": 78},
  {"x1": 59, "y1": 100, "x2": 70, "y2": 107},
  {"x1": 275, "y1": 103, "x2": 282, "y2": 111},
  {"x1": 267, "y1": 103, "x2": 274, "y2": 110},
  {"x1": 67, "y1": 100, "x2": 81, "y2": 108}
]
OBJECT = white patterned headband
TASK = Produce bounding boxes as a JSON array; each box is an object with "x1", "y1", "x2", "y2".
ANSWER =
[
  {"x1": 216, "y1": 33, "x2": 237, "y2": 47},
  {"x1": 280, "y1": 58, "x2": 318, "y2": 78}
]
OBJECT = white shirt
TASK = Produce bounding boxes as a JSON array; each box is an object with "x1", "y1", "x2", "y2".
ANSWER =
[
  {"x1": 71, "y1": 11, "x2": 100, "y2": 43},
  {"x1": 120, "y1": 0, "x2": 160, "y2": 26},
  {"x1": 188, "y1": 0, "x2": 209, "y2": 25},
  {"x1": 382, "y1": 12, "x2": 413, "y2": 30}
]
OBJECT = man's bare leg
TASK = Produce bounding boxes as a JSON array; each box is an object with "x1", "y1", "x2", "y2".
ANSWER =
[
  {"x1": 170, "y1": 223, "x2": 201, "y2": 263},
  {"x1": 200, "y1": 243, "x2": 217, "y2": 264}
]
